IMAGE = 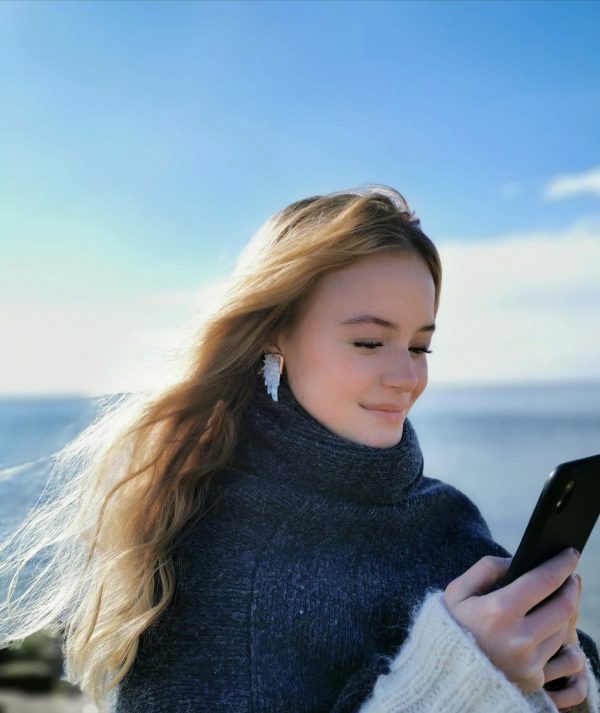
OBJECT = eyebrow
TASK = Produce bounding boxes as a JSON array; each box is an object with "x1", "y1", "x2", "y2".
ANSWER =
[{"x1": 340, "y1": 314, "x2": 436, "y2": 333}]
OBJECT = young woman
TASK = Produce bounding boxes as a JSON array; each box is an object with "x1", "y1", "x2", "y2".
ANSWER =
[{"x1": 0, "y1": 186, "x2": 598, "y2": 712}]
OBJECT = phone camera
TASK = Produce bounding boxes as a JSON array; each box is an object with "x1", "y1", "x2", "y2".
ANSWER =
[{"x1": 555, "y1": 479, "x2": 576, "y2": 513}]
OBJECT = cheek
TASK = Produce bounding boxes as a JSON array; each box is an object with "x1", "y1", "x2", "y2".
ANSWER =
[
  {"x1": 300, "y1": 341, "x2": 365, "y2": 394},
  {"x1": 299, "y1": 334, "x2": 343, "y2": 369},
  {"x1": 291, "y1": 335, "x2": 344, "y2": 384},
  {"x1": 326, "y1": 347, "x2": 374, "y2": 380}
]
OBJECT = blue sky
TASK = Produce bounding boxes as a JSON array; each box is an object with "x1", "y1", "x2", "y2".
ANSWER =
[{"x1": 2, "y1": 0, "x2": 599, "y2": 395}]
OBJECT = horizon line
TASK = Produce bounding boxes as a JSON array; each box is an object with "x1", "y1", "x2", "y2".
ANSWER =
[{"x1": 1, "y1": 377, "x2": 600, "y2": 400}]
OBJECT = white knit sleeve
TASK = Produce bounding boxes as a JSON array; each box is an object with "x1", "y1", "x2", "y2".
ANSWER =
[
  {"x1": 582, "y1": 653, "x2": 600, "y2": 713},
  {"x1": 357, "y1": 589, "x2": 561, "y2": 713}
]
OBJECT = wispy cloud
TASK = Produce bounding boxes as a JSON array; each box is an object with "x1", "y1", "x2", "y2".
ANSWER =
[
  {"x1": 0, "y1": 282, "x2": 227, "y2": 397},
  {"x1": 2, "y1": 221, "x2": 599, "y2": 394},
  {"x1": 544, "y1": 167, "x2": 600, "y2": 201},
  {"x1": 430, "y1": 218, "x2": 600, "y2": 384}
]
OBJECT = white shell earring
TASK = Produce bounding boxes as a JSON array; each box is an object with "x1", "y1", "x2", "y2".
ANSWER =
[{"x1": 261, "y1": 353, "x2": 284, "y2": 402}]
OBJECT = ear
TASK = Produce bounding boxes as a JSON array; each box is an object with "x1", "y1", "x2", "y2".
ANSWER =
[
  {"x1": 262, "y1": 343, "x2": 282, "y2": 355},
  {"x1": 262, "y1": 330, "x2": 287, "y2": 356}
]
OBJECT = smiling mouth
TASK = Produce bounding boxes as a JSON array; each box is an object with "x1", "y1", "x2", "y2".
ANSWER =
[{"x1": 360, "y1": 405, "x2": 407, "y2": 423}]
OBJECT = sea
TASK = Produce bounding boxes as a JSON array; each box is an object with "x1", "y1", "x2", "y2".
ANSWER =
[{"x1": 0, "y1": 381, "x2": 599, "y2": 643}]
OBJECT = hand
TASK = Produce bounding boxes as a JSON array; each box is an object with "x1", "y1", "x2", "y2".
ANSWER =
[
  {"x1": 442, "y1": 547, "x2": 587, "y2": 708},
  {"x1": 542, "y1": 573, "x2": 589, "y2": 711}
]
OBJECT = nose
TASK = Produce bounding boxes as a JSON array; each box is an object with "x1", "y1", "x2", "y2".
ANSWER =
[{"x1": 381, "y1": 350, "x2": 420, "y2": 391}]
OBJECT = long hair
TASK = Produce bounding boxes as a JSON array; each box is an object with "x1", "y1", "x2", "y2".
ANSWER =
[{"x1": 0, "y1": 184, "x2": 441, "y2": 706}]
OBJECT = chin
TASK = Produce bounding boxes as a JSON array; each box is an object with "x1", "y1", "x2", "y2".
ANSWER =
[{"x1": 363, "y1": 428, "x2": 404, "y2": 449}]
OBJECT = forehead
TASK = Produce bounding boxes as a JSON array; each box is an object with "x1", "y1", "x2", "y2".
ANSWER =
[{"x1": 307, "y1": 252, "x2": 435, "y2": 310}]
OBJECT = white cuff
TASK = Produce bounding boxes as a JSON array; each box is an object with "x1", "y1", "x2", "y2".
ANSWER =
[
  {"x1": 583, "y1": 654, "x2": 600, "y2": 713},
  {"x1": 358, "y1": 589, "x2": 559, "y2": 713}
]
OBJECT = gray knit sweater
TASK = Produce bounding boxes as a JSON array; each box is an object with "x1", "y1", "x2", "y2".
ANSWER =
[{"x1": 110, "y1": 376, "x2": 600, "y2": 712}]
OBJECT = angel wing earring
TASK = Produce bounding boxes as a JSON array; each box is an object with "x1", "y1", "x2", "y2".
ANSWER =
[{"x1": 261, "y1": 352, "x2": 285, "y2": 402}]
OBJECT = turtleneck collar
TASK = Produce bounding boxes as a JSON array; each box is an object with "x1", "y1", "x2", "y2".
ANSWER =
[{"x1": 232, "y1": 374, "x2": 424, "y2": 506}]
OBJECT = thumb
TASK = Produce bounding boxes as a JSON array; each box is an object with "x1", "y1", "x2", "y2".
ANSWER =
[{"x1": 444, "y1": 556, "x2": 512, "y2": 607}]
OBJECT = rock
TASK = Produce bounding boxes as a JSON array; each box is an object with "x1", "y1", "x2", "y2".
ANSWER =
[
  {"x1": 0, "y1": 630, "x2": 63, "y2": 694},
  {"x1": 14, "y1": 631, "x2": 62, "y2": 668},
  {"x1": 0, "y1": 660, "x2": 55, "y2": 694}
]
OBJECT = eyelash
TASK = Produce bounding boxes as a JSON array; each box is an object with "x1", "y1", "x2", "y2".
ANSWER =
[{"x1": 353, "y1": 341, "x2": 433, "y2": 354}]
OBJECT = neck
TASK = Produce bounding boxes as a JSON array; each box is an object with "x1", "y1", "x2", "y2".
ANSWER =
[{"x1": 232, "y1": 375, "x2": 424, "y2": 506}]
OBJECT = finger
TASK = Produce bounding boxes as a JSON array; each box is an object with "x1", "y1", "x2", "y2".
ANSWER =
[
  {"x1": 522, "y1": 574, "x2": 579, "y2": 644},
  {"x1": 564, "y1": 575, "x2": 582, "y2": 647},
  {"x1": 546, "y1": 670, "x2": 588, "y2": 710},
  {"x1": 444, "y1": 556, "x2": 512, "y2": 607},
  {"x1": 539, "y1": 629, "x2": 569, "y2": 669},
  {"x1": 543, "y1": 644, "x2": 585, "y2": 683},
  {"x1": 499, "y1": 548, "x2": 579, "y2": 618}
]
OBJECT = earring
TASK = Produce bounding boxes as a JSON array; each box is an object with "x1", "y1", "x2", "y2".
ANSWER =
[{"x1": 261, "y1": 353, "x2": 284, "y2": 402}]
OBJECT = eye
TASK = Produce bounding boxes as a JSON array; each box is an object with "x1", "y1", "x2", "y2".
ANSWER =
[
  {"x1": 353, "y1": 341, "x2": 383, "y2": 350},
  {"x1": 410, "y1": 347, "x2": 433, "y2": 355}
]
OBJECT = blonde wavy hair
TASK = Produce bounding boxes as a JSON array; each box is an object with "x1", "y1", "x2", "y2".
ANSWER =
[{"x1": 0, "y1": 185, "x2": 441, "y2": 706}]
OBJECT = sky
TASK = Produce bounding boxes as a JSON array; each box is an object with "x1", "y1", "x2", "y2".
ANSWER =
[{"x1": 1, "y1": 0, "x2": 599, "y2": 396}]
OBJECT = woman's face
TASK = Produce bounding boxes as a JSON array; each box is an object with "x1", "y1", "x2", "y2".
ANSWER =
[{"x1": 273, "y1": 252, "x2": 436, "y2": 448}]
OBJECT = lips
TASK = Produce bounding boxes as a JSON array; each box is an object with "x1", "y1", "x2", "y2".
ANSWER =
[
  {"x1": 361, "y1": 404, "x2": 407, "y2": 412},
  {"x1": 360, "y1": 404, "x2": 408, "y2": 423}
]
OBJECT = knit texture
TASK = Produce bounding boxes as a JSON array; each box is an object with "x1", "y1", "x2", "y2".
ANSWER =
[
  {"x1": 586, "y1": 655, "x2": 600, "y2": 713},
  {"x1": 110, "y1": 374, "x2": 600, "y2": 712},
  {"x1": 358, "y1": 590, "x2": 599, "y2": 713}
]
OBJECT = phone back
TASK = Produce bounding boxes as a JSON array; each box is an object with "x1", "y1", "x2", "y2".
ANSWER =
[{"x1": 499, "y1": 453, "x2": 600, "y2": 588}]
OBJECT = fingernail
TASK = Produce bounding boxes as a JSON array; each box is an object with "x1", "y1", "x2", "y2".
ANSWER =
[{"x1": 571, "y1": 548, "x2": 581, "y2": 559}]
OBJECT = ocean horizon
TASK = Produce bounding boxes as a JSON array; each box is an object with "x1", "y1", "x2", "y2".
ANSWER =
[{"x1": 1, "y1": 379, "x2": 599, "y2": 643}]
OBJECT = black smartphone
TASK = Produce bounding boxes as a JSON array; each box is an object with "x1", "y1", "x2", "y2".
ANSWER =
[
  {"x1": 497, "y1": 453, "x2": 600, "y2": 590},
  {"x1": 494, "y1": 453, "x2": 600, "y2": 692}
]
